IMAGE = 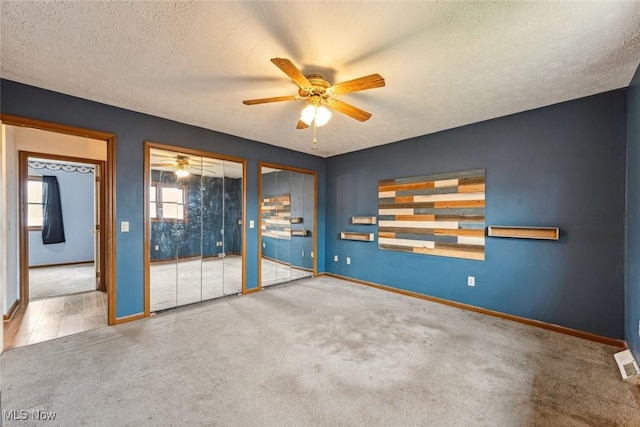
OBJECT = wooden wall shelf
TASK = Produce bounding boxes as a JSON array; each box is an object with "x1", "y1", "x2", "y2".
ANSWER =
[
  {"x1": 351, "y1": 216, "x2": 377, "y2": 225},
  {"x1": 340, "y1": 232, "x2": 374, "y2": 242},
  {"x1": 291, "y1": 229, "x2": 309, "y2": 237},
  {"x1": 290, "y1": 217, "x2": 303, "y2": 224},
  {"x1": 487, "y1": 226, "x2": 559, "y2": 240}
]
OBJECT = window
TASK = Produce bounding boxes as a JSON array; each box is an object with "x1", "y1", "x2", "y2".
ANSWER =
[
  {"x1": 150, "y1": 183, "x2": 186, "y2": 221},
  {"x1": 28, "y1": 176, "x2": 43, "y2": 229}
]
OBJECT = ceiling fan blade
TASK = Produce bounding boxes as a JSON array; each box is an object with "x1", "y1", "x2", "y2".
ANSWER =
[
  {"x1": 326, "y1": 99, "x2": 372, "y2": 122},
  {"x1": 329, "y1": 74, "x2": 385, "y2": 96},
  {"x1": 271, "y1": 58, "x2": 313, "y2": 91},
  {"x1": 243, "y1": 95, "x2": 299, "y2": 105},
  {"x1": 296, "y1": 120, "x2": 309, "y2": 130}
]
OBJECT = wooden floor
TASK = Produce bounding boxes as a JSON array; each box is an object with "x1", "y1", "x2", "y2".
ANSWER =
[{"x1": 3, "y1": 291, "x2": 107, "y2": 350}]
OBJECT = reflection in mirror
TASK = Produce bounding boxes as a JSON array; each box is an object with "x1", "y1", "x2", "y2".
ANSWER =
[
  {"x1": 222, "y1": 160, "x2": 243, "y2": 296},
  {"x1": 260, "y1": 166, "x2": 315, "y2": 288},
  {"x1": 177, "y1": 154, "x2": 202, "y2": 306},
  {"x1": 149, "y1": 147, "x2": 244, "y2": 312}
]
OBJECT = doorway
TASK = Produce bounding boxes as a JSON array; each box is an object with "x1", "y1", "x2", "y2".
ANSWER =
[
  {"x1": 13, "y1": 151, "x2": 107, "y2": 347},
  {"x1": 26, "y1": 156, "x2": 102, "y2": 300},
  {"x1": 1, "y1": 115, "x2": 116, "y2": 349}
]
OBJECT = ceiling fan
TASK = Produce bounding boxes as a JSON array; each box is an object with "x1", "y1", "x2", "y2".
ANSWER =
[
  {"x1": 242, "y1": 58, "x2": 385, "y2": 131},
  {"x1": 150, "y1": 155, "x2": 192, "y2": 178}
]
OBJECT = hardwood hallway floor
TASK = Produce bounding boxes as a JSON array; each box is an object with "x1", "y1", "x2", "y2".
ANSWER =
[{"x1": 3, "y1": 291, "x2": 107, "y2": 350}]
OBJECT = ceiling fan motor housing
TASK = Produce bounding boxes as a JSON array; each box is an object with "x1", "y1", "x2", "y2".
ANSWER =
[{"x1": 299, "y1": 74, "x2": 331, "y2": 98}]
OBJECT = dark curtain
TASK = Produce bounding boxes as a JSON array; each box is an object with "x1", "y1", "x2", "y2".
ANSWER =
[{"x1": 42, "y1": 175, "x2": 66, "y2": 244}]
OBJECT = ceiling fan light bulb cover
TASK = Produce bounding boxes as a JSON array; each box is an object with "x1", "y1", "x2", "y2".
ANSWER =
[
  {"x1": 175, "y1": 168, "x2": 190, "y2": 178},
  {"x1": 300, "y1": 104, "x2": 316, "y2": 125},
  {"x1": 315, "y1": 106, "x2": 331, "y2": 127}
]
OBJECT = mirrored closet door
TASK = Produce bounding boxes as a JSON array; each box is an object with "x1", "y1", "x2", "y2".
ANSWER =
[
  {"x1": 146, "y1": 144, "x2": 245, "y2": 313},
  {"x1": 260, "y1": 163, "x2": 316, "y2": 288}
]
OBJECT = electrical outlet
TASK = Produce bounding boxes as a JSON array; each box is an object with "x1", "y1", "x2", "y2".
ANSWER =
[
  {"x1": 155, "y1": 245, "x2": 159, "y2": 251},
  {"x1": 346, "y1": 257, "x2": 351, "y2": 265},
  {"x1": 468, "y1": 276, "x2": 475, "y2": 287},
  {"x1": 311, "y1": 252, "x2": 314, "y2": 258},
  {"x1": 262, "y1": 242, "x2": 265, "y2": 248},
  {"x1": 334, "y1": 255, "x2": 338, "y2": 262},
  {"x1": 121, "y1": 221, "x2": 129, "y2": 232},
  {"x1": 302, "y1": 250, "x2": 304, "y2": 257}
]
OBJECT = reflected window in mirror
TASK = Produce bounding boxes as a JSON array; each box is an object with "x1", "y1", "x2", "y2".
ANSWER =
[{"x1": 150, "y1": 182, "x2": 187, "y2": 222}]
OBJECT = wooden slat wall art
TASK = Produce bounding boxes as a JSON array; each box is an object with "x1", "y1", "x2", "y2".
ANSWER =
[
  {"x1": 261, "y1": 194, "x2": 291, "y2": 239},
  {"x1": 378, "y1": 169, "x2": 486, "y2": 260}
]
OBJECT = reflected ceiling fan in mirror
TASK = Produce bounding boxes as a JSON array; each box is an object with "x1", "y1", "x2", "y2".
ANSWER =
[
  {"x1": 150, "y1": 155, "x2": 191, "y2": 178},
  {"x1": 243, "y1": 58, "x2": 385, "y2": 151}
]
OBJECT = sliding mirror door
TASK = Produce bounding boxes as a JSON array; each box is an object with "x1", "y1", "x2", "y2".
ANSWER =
[
  {"x1": 260, "y1": 164, "x2": 316, "y2": 288},
  {"x1": 201, "y1": 159, "x2": 244, "y2": 299},
  {"x1": 221, "y1": 160, "x2": 244, "y2": 294},
  {"x1": 147, "y1": 144, "x2": 245, "y2": 313},
  {"x1": 149, "y1": 147, "x2": 182, "y2": 311}
]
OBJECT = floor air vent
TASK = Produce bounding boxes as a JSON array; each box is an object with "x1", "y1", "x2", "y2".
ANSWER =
[{"x1": 614, "y1": 350, "x2": 640, "y2": 385}]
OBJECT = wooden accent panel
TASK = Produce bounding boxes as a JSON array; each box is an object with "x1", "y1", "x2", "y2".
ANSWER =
[
  {"x1": 488, "y1": 226, "x2": 559, "y2": 240},
  {"x1": 378, "y1": 169, "x2": 485, "y2": 260},
  {"x1": 326, "y1": 273, "x2": 628, "y2": 349},
  {"x1": 340, "y1": 232, "x2": 374, "y2": 241}
]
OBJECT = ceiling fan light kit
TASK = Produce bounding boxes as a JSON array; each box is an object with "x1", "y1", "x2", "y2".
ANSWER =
[
  {"x1": 151, "y1": 155, "x2": 192, "y2": 178},
  {"x1": 243, "y1": 58, "x2": 385, "y2": 151},
  {"x1": 174, "y1": 167, "x2": 190, "y2": 178},
  {"x1": 300, "y1": 104, "x2": 331, "y2": 127}
]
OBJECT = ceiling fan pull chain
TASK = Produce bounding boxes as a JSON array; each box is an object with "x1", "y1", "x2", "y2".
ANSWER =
[{"x1": 311, "y1": 121, "x2": 318, "y2": 151}]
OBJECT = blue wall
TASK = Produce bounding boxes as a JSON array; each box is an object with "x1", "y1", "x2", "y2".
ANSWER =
[
  {"x1": 1, "y1": 79, "x2": 326, "y2": 318},
  {"x1": 326, "y1": 89, "x2": 627, "y2": 339},
  {"x1": 2, "y1": 78, "x2": 631, "y2": 341},
  {"x1": 28, "y1": 166, "x2": 95, "y2": 266},
  {"x1": 626, "y1": 64, "x2": 640, "y2": 360}
]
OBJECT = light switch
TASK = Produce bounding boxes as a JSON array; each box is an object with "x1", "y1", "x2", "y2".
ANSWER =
[
  {"x1": 121, "y1": 221, "x2": 129, "y2": 232},
  {"x1": 250, "y1": 220, "x2": 255, "y2": 229}
]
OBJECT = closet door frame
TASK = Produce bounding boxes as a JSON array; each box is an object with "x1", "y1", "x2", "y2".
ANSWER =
[
  {"x1": 143, "y1": 141, "x2": 247, "y2": 317},
  {"x1": 258, "y1": 161, "x2": 318, "y2": 290}
]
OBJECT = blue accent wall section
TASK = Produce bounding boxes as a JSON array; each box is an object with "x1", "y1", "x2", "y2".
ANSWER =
[
  {"x1": 28, "y1": 166, "x2": 95, "y2": 266},
  {"x1": 1, "y1": 79, "x2": 326, "y2": 318},
  {"x1": 326, "y1": 90, "x2": 627, "y2": 339},
  {"x1": 626, "y1": 63, "x2": 640, "y2": 360}
]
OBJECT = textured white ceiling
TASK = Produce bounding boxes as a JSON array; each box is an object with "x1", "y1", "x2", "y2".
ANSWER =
[{"x1": 2, "y1": 1, "x2": 639, "y2": 157}]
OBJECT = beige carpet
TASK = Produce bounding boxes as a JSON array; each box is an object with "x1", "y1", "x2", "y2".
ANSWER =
[
  {"x1": 29, "y1": 263, "x2": 96, "y2": 300},
  {"x1": 2, "y1": 276, "x2": 639, "y2": 426}
]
